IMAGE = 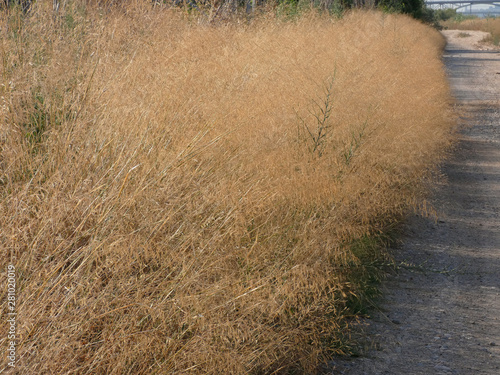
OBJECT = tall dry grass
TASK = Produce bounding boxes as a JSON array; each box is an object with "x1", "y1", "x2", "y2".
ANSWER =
[{"x1": 0, "y1": 2, "x2": 454, "y2": 374}]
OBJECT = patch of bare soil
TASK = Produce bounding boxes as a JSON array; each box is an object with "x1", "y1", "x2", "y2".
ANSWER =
[
  {"x1": 445, "y1": 30, "x2": 497, "y2": 51},
  {"x1": 327, "y1": 32, "x2": 500, "y2": 374}
]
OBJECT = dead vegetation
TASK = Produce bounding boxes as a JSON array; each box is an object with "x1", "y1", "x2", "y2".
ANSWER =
[{"x1": 0, "y1": 2, "x2": 455, "y2": 373}]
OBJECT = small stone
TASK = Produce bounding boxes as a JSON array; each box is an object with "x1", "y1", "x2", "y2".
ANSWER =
[{"x1": 490, "y1": 342, "x2": 496, "y2": 346}]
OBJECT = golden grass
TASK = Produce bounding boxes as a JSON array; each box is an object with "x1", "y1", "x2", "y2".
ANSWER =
[
  {"x1": 442, "y1": 17, "x2": 500, "y2": 46},
  {"x1": 0, "y1": 2, "x2": 454, "y2": 373}
]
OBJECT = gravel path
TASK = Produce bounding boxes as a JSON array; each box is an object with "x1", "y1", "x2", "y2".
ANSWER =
[{"x1": 328, "y1": 31, "x2": 500, "y2": 374}]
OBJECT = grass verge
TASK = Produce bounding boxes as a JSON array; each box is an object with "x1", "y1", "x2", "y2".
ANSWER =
[{"x1": 0, "y1": 2, "x2": 455, "y2": 373}]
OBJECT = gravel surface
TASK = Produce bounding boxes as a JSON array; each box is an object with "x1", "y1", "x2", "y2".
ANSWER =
[{"x1": 327, "y1": 31, "x2": 500, "y2": 374}]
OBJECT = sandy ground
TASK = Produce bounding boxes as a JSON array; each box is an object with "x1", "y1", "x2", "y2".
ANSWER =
[{"x1": 327, "y1": 31, "x2": 500, "y2": 374}]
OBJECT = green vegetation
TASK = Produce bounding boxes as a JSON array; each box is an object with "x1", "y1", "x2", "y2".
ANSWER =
[{"x1": 3, "y1": 0, "x2": 434, "y2": 22}]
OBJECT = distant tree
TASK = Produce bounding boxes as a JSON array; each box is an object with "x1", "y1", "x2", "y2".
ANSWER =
[
  {"x1": 434, "y1": 7, "x2": 457, "y2": 20},
  {"x1": 375, "y1": 0, "x2": 426, "y2": 18},
  {"x1": 1, "y1": 0, "x2": 32, "y2": 12}
]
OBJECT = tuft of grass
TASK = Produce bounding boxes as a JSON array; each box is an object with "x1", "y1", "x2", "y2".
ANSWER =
[
  {"x1": 340, "y1": 228, "x2": 401, "y2": 317},
  {"x1": 0, "y1": 2, "x2": 455, "y2": 374},
  {"x1": 486, "y1": 31, "x2": 500, "y2": 46}
]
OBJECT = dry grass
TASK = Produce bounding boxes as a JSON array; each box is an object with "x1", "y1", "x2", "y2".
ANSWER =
[
  {"x1": 0, "y1": 2, "x2": 454, "y2": 374},
  {"x1": 442, "y1": 17, "x2": 500, "y2": 46}
]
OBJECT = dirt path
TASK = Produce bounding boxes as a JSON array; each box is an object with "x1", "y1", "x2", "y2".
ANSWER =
[{"x1": 328, "y1": 31, "x2": 500, "y2": 374}]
